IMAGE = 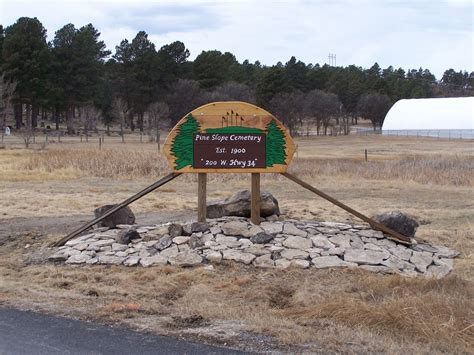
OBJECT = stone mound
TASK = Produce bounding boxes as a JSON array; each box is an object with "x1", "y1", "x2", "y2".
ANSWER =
[{"x1": 49, "y1": 217, "x2": 459, "y2": 279}]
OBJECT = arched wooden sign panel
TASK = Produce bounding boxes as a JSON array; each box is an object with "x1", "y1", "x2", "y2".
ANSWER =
[{"x1": 164, "y1": 101, "x2": 295, "y2": 173}]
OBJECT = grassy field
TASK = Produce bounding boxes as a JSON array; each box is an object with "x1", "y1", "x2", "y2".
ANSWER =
[{"x1": 0, "y1": 134, "x2": 473, "y2": 352}]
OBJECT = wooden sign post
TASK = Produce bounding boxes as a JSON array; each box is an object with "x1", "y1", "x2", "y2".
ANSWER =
[{"x1": 164, "y1": 101, "x2": 296, "y2": 225}]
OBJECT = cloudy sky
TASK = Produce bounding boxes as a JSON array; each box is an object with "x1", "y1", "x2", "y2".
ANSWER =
[{"x1": 1, "y1": 0, "x2": 472, "y2": 78}]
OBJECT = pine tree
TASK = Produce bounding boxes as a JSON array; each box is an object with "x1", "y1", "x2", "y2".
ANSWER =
[
  {"x1": 265, "y1": 119, "x2": 286, "y2": 167},
  {"x1": 171, "y1": 114, "x2": 200, "y2": 170}
]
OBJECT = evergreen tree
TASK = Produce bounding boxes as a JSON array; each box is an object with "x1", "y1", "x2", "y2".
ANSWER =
[
  {"x1": 170, "y1": 114, "x2": 200, "y2": 170},
  {"x1": 265, "y1": 119, "x2": 286, "y2": 167}
]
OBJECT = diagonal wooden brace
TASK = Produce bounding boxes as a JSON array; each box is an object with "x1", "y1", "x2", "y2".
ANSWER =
[
  {"x1": 281, "y1": 172, "x2": 413, "y2": 245},
  {"x1": 53, "y1": 173, "x2": 181, "y2": 247}
]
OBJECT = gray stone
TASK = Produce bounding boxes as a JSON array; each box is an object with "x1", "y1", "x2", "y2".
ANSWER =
[
  {"x1": 215, "y1": 235, "x2": 242, "y2": 248},
  {"x1": 412, "y1": 243, "x2": 438, "y2": 253},
  {"x1": 168, "y1": 223, "x2": 184, "y2": 237},
  {"x1": 316, "y1": 227, "x2": 340, "y2": 235},
  {"x1": 88, "y1": 239, "x2": 115, "y2": 249},
  {"x1": 282, "y1": 236, "x2": 312, "y2": 250},
  {"x1": 94, "y1": 204, "x2": 135, "y2": 228},
  {"x1": 290, "y1": 260, "x2": 310, "y2": 269},
  {"x1": 222, "y1": 250, "x2": 256, "y2": 264},
  {"x1": 191, "y1": 222, "x2": 210, "y2": 233},
  {"x1": 310, "y1": 235, "x2": 335, "y2": 250},
  {"x1": 283, "y1": 223, "x2": 307, "y2": 237},
  {"x1": 66, "y1": 253, "x2": 92, "y2": 264},
  {"x1": 72, "y1": 242, "x2": 89, "y2": 251},
  {"x1": 189, "y1": 235, "x2": 205, "y2": 249},
  {"x1": 206, "y1": 190, "x2": 280, "y2": 218},
  {"x1": 209, "y1": 226, "x2": 221, "y2": 235},
  {"x1": 155, "y1": 235, "x2": 173, "y2": 250},
  {"x1": 111, "y1": 243, "x2": 128, "y2": 252},
  {"x1": 253, "y1": 254, "x2": 275, "y2": 268},
  {"x1": 178, "y1": 244, "x2": 190, "y2": 252},
  {"x1": 140, "y1": 254, "x2": 168, "y2": 267},
  {"x1": 364, "y1": 243, "x2": 383, "y2": 252},
  {"x1": 221, "y1": 221, "x2": 250, "y2": 237},
  {"x1": 357, "y1": 230, "x2": 385, "y2": 239},
  {"x1": 275, "y1": 259, "x2": 291, "y2": 269},
  {"x1": 115, "y1": 229, "x2": 140, "y2": 244},
  {"x1": 250, "y1": 232, "x2": 274, "y2": 244},
  {"x1": 123, "y1": 256, "x2": 141, "y2": 266},
  {"x1": 115, "y1": 251, "x2": 128, "y2": 257},
  {"x1": 169, "y1": 251, "x2": 203, "y2": 266},
  {"x1": 312, "y1": 256, "x2": 356, "y2": 269},
  {"x1": 320, "y1": 222, "x2": 352, "y2": 230},
  {"x1": 372, "y1": 211, "x2": 419, "y2": 238},
  {"x1": 329, "y1": 234, "x2": 352, "y2": 249},
  {"x1": 382, "y1": 255, "x2": 415, "y2": 271},
  {"x1": 280, "y1": 248, "x2": 309, "y2": 260},
  {"x1": 389, "y1": 245, "x2": 412, "y2": 261},
  {"x1": 173, "y1": 236, "x2": 190, "y2": 245},
  {"x1": 85, "y1": 257, "x2": 98, "y2": 265},
  {"x1": 344, "y1": 249, "x2": 390, "y2": 265},
  {"x1": 260, "y1": 222, "x2": 283, "y2": 234},
  {"x1": 432, "y1": 245, "x2": 459, "y2": 258},
  {"x1": 349, "y1": 234, "x2": 364, "y2": 249},
  {"x1": 410, "y1": 251, "x2": 433, "y2": 273},
  {"x1": 248, "y1": 225, "x2": 264, "y2": 236},
  {"x1": 244, "y1": 245, "x2": 270, "y2": 256},
  {"x1": 206, "y1": 251, "x2": 223, "y2": 263},
  {"x1": 160, "y1": 245, "x2": 179, "y2": 258},
  {"x1": 426, "y1": 259, "x2": 452, "y2": 279}
]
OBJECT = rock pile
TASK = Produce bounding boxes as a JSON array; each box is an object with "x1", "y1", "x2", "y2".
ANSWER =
[{"x1": 49, "y1": 217, "x2": 459, "y2": 279}]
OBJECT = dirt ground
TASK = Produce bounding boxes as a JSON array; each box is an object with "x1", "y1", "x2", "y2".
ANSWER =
[{"x1": 0, "y1": 134, "x2": 473, "y2": 353}]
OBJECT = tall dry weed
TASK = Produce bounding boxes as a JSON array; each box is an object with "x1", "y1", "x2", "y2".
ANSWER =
[{"x1": 22, "y1": 149, "x2": 474, "y2": 186}]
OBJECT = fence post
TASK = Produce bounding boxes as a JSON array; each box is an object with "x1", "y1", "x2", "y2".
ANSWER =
[
  {"x1": 365, "y1": 149, "x2": 368, "y2": 162},
  {"x1": 99, "y1": 137, "x2": 102, "y2": 149},
  {"x1": 140, "y1": 132, "x2": 143, "y2": 143}
]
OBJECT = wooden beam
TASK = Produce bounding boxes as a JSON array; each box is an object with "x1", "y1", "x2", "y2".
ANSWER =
[
  {"x1": 53, "y1": 173, "x2": 181, "y2": 246},
  {"x1": 197, "y1": 173, "x2": 207, "y2": 223},
  {"x1": 281, "y1": 172, "x2": 412, "y2": 245},
  {"x1": 251, "y1": 173, "x2": 261, "y2": 225}
]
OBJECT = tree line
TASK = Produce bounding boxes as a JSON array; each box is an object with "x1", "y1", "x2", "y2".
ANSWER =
[{"x1": 1, "y1": 17, "x2": 473, "y2": 137}]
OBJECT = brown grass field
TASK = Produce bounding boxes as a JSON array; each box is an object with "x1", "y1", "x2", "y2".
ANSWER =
[{"x1": 0, "y1": 133, "x2": 473, "y2": 353}]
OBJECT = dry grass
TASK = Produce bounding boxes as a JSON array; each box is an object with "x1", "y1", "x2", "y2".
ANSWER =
[{"x1": 1, "y1": 134, "x2": 473, "y2": 352}]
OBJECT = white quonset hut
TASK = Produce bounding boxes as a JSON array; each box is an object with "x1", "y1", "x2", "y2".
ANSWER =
[{"x1": 383, "y1": 97, "x2": 474, "y2": 139}]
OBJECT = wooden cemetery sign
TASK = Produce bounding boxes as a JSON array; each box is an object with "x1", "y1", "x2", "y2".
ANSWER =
[
  {"x1": 163, "y1": 101, "x2": 295, "y2": 173},
  {"x1": 57, "y1": 101, "x2": 412, "y2": 246}
]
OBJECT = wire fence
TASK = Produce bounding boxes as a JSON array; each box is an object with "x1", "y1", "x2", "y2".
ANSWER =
[
  {"x1": 354, "y1": 128, "x2": 474, "y2": 140},
  {"x1": 0, "y1": 130, "x2": 163, "y2": 150}
]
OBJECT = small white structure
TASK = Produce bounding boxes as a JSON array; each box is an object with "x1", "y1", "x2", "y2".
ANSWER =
[{"x1": 383, "y1": 97, "x2": 473, "y2": 130}]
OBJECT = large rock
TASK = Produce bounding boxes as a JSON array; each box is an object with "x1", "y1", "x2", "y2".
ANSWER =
[
  {"x1": 115, "y1": 229, "x2": 140, "y2": 244},
  {"x1": 94, "y1": 205, "x2": 135, "y2": 228},
  {"x1": 206, "y1": 190, "x2": 280, "y2": 218},
  {"x1": 372, "y1": 211, "x2": 419, "y2": 238},
  {"x1": 312, "y1": 256, "x2": 355, "y2": 269}
]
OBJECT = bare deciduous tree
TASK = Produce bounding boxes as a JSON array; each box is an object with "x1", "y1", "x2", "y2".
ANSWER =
[
  {"x1": 79, "y1": 104, "x2": 101, "y2": 135},
  {"x1": 147, "y1": 101, "x2": 169, "y2": 150},
  {"x1": 269, "y1": 91, "x2": 305, "y2": 136},
  {"x1": 112, "y1": 97, "x2": 130, "y2": 139},
  {"x1": 304, "y1": 89, "x2": 341, "y2": 135}
]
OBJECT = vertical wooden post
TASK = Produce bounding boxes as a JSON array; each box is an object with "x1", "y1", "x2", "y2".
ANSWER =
[
  {"x1": 251, "y1": 173, "x2": 261, "y2": 225},
  {"x1": 197, "y1": 173, "x2": 207, "y2": 223},
  {"x1": 99, "y1": 137, "x2": 102, "y2": 150}
]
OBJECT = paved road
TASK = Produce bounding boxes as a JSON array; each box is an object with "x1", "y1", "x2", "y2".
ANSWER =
[{"x1": 0, "y1": 308, "x2": 247, "y2": 355}]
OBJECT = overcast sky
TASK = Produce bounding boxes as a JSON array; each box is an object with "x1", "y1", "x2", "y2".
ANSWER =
[{"x1": 1, "y1": 0, "x2": 473, "y2": 79}]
